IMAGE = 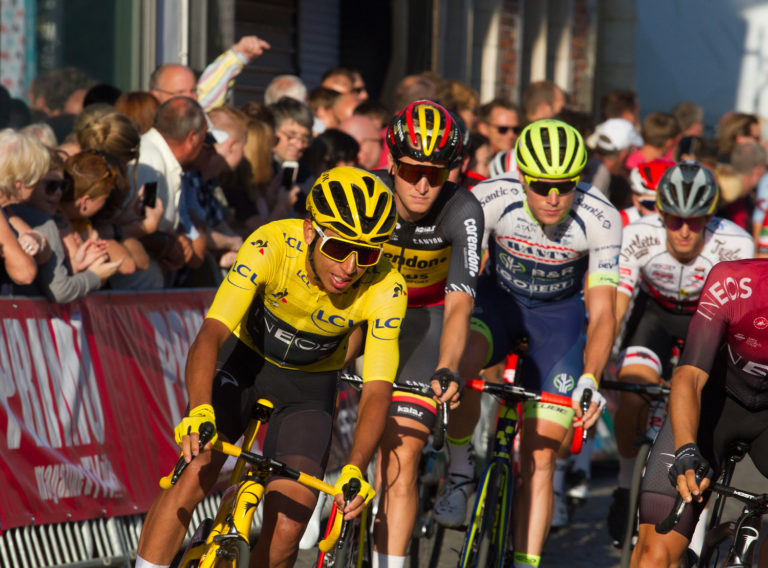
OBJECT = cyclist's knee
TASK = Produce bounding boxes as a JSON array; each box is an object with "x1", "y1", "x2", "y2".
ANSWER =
[{"x1": 632, "y1": 526, "x2": 685, "y2": 568}]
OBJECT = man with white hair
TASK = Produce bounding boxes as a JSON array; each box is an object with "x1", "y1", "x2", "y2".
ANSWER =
[{"x1": 264, "y1": 74, "x2": 308, "y2": 105}]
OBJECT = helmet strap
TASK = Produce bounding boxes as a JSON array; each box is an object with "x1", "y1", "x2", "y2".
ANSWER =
[{"x1": 306, "y1": 235, "x2": 320, "y2": 285}]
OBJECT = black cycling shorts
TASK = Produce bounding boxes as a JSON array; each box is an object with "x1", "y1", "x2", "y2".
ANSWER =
[
  {"x1": 211, "y1": 339, "x2": 337, "y2": 479},
  {"x1": 620, "y1": 293, "x2": 692, "y2": 377},
  {"x1": 388, "y1": 304, "x2": 442, "y2": 430},
  {"x1": 639, "y1": 371, "x2": 768, "y2": 539}
]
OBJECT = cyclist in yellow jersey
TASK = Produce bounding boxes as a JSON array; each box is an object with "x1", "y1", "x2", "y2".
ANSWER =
[{"x1": 135, "y1": 167, "x2": 406, "y2": 568}]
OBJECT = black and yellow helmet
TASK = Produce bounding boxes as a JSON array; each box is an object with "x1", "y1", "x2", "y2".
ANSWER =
[
  {"x1": 515, "y1": 119, "x2": 587, "y2": 179},
  {"x1": 306, "y1": 166, "x2": 397, "y2": 245}
]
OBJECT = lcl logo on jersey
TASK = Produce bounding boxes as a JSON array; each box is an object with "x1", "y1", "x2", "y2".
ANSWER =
[
  {"x1": 283, "y1": 233, "x2": 305, "y2": 257},
  {"x1": 754, "y1": 317, "x2": 768, "y2": 330},
  {"x1": 553, "y1": 373, "x2": 574, "y2": 394}
]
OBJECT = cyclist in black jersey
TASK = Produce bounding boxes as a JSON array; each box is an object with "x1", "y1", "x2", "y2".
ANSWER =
[
  {"x1": 365, "y1": 100, "x2": 483, "y2": 568},
  {"x1": 135, "y1": 167, "x2": 406, "y2": 568}
]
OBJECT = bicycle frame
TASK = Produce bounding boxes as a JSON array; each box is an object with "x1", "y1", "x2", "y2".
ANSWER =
[
  {"x1": 460, "y1": 403, "x2": 518, "y2": 568},
  {"x1": 162, "y1": 399, "x2": 338, "y2": 568}
]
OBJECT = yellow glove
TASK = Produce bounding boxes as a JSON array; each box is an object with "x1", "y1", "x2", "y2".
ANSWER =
[
  {"x1": 174, "y1": 404, "x2": 218, "y2": 446},
  {"x1": 333, "y1": 464, "x2": 375, "y2": 505}
]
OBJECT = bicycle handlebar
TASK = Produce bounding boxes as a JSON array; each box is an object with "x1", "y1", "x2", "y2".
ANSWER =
[
  {"x1": 159, "y1": 423, "x2": 335, "y2": 497},
  {"x1": 655, "y1": 463, "x2": 710, "y2": 534},
  {"x1": 600, "y1": 380, "x2": 670, "y2": 397},
  {"x1": 464, "y1": 380, "x2": 585, "y2": 454},
  {"x1": 339, "y1": 369, "x2": 449, "y2": 450}
]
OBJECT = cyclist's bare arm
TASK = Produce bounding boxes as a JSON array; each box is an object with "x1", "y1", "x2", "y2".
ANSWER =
[
  {"x1": 582, "y1": 284, "x2": 616, "y2": 427},
  {"x1": 668, "y1": 364, "x2": 710, "y2": 500},
  {"x1": 339, "y1": 378, "x2": 392, "y2": 517},
  {"x1": 183, "y1": 318, "x2": 231, "y2": 459},
  {"x1": 614, "y1": 289, "x2": 631, "y2": 339},
  {"x1": 435, "y1": 290, "x2": 474, "y2": 405}
]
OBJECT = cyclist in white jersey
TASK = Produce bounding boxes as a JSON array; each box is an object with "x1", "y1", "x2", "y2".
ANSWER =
[
  {"x1": 435, "y1": 120, "x2": 621, "y2": 568},
  {"x1": 607, "y1": 161, "x2": 754, "y2": 545}
]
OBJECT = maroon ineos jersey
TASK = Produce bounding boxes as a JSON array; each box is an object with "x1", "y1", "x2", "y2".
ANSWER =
[{"x1": 681, "y1": 259, "x2": 768, "y2": 410}]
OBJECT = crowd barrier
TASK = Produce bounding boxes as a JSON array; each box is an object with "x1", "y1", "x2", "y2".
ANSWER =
[{"x1": 0, "y1": 290, "x2": 217, "y2": 566}]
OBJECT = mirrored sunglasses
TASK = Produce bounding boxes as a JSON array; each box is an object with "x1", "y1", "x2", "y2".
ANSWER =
[
  {"x1": 395, "y1": 161, "x2": 449, "y2": 186},
  {"x1": 523, "y1": 174, "x2": 580, "y2": 197},
  {"x1": 663, "y1": 214, "x2": 708, "y2": 233},
  {"x1": 314, "y1": 225, "x2": 382, "y2": 267}
]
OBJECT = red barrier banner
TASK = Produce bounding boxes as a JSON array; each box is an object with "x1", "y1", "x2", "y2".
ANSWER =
[{"x1": 0, "y1": 290, "x2": 215, "y2": 531}]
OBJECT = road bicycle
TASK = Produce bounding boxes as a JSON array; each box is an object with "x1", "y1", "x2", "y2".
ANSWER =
[
  {"x1": 161, "y1": 398, "x2": 348, "y2": 568},
  {"x1": 457, "y1": 352, "x2": 587, "y2": 568},
  {"x1": 600, "y1": 379, "x2": 670, "y2": 567},
  {"x1": 316, "y1": 370, "x2": 450, "y2": 568},
  {"x1": 656, "y1": 440, "x2": 767, "y2": 567}
]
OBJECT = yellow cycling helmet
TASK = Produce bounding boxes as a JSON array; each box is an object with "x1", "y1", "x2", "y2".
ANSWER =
[
  {"x1": 306, "y1": 166, "x2": 398, "y2": 245},
  {"x1": 515, "y1": 119, "x2": 587, "y2": 180}
]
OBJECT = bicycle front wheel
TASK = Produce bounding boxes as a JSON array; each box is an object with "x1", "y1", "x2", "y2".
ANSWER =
[
  {"x1": 619, "y1": 442, "x2": 651, "y2": 568},
  {"x1": 460, "y1": 462, "x2": 512, "y2": 568}
]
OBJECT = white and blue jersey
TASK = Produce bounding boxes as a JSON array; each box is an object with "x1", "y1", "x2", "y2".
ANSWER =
[{"x1": 473, "y1": 174, "x2": 622, "y2": 307}]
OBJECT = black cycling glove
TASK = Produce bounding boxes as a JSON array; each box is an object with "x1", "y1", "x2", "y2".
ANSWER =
[
  {"x1": 431, "y1": 367, "x2": 463, "y2": 399},
  {"x1": 667, "y1": 443, "x2": 713, "y2": 487}
]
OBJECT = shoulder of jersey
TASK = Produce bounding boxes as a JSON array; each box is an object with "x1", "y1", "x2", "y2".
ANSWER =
[
  {"x1": 627, "y1": 213, "x2": 663, "y2": 228},
  {"x1": 708, "y1": 216, "x2": 754, "y2": 239},
  {"x1": 470, "y1": 174, "x2": 523, "y2": 203}
]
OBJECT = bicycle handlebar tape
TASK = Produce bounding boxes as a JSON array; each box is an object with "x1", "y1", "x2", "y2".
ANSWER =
[{"x1": 159, "y1": 421, "x2": 217, "y2": 489}]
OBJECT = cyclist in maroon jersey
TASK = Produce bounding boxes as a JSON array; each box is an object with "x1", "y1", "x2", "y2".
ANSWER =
[{"x1": 631, "y1": 259, "x2": 768, "y2": 567}]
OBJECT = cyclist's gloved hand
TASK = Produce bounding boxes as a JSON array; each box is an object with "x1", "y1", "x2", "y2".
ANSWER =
[
  {"x1": 430, "y1": 367, "x2": 463, "y2": 402},
  {"x1": 668, "y1": 443, "x2": 713, "y2": 490},
  {"x1": 334, "y1": 464, "x2": 375, "y2": 507},
  {"x1": 572, "y1": 374, "x2": 606, "y2": 411},
  {"x1": 174, "y1": 403, "x2": 218, "y2": 447}
]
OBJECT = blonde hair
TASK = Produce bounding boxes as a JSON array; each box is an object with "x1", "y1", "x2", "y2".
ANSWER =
[
  {"x1": 21, "y1": 122, "x2": 58, "y2": 147},
  {"x1": 0, "y1": 129, "x2": 50, "y2": 199},
  {"x1": 713, "y1": 163, "x2": 742, "y2": 205},
  {"x1": 243, "y1": 119, "x2": 275, "y2": 187},
  {"x1": 209, "y1": 105, "x2": 249, "y2": 144}
]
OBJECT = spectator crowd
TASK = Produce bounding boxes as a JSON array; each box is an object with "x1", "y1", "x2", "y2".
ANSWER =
[{"x1": 3, "y1": 35, "x2": 768, "y2": 301}]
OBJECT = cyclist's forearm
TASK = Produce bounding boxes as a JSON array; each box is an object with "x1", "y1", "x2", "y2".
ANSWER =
[
  {"x1": 185, "y1": 319, "x2": 230, "y2": 408},
  {"x1": 437, "y1": 291, "x2": 474, "y2": 371},
  {"x1": 583, "y1": 308, "x2": 614, "y2": 380},
  {"x1": 346, "y1": 380, "x2": 392, "y2": 470},
  {"x1": 669, "y1": 365, "x2": 707, "y2": 449}
]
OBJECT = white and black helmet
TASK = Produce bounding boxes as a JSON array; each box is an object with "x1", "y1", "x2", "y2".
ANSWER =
[{"x1": 656, "y1": 161, "x2": 718, "y2": 217}]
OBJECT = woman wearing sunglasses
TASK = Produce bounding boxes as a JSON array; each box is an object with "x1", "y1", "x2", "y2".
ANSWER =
[
  {"x1": 436, "y1": 119, "x2": 622, "y2": 566},
  {"x1": 135, "y1": 166, "x2": 407, "y2": 568},
  {"x1": 371, "y1": 99, "x2": 484, "y2": 567},
  {"x1": 610, "y1": 161, "x2": 754, "y2": 546}
]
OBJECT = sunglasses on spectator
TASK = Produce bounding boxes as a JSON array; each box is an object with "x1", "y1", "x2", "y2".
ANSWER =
[
  {"x1": 395, "y1": 161, "x2": 450, "y2": 186},
  {"x1": 43, "y1": 179, "x2": 68, "y2": 195},
  {"x1": 662, "y1": 214, "x2": 708, "y2": 232},
  {"x1": 639, "y1": 199, "x2": 657, "y2": 211},
  {"x1": 491, "y1": 124, "x2": 522, "y2": 135},
  {"x1": 314, "y1": 224, "x2": 383, "y2": 267},
  {"x1": 523, "y1": 174, "x2": 580, "y2": 196}
]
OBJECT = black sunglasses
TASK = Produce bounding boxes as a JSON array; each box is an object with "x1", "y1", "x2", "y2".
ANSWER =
[
  {"x1": 43, "y1": 179, "x2": 68, "y2": 195},
  {"x1": 491, "y1": 124, "x2": 522, "y2": 135},
  {"x1": 523, "y1": 174, "x2": 580, "y2": 197}
]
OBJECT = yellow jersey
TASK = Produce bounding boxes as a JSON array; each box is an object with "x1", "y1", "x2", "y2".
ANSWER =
[{"x1": 206, "y1": 219, "x2": 408, "y2": 382}]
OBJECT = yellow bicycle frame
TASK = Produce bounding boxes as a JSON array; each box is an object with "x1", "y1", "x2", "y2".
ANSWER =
[{"x1": 164, "y1": 399, "x2": 338, "y2": 567}]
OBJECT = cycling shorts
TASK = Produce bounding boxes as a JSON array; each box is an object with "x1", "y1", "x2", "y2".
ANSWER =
[
  {"x1": 620, "y1": 293, "x2": 692, "y2": 376},
  {"x1": 470, "y1": 278, "x2": 585, "y2": 428},
  {"x1": 388, "y1": 304, "x2": 442, "y2": 431},
  {"x1": 639, "y1": 372, "x2": 768, "y2": 539},
  {"x1": 212, "y1": 339, "x2": 337, "y2": 479}
]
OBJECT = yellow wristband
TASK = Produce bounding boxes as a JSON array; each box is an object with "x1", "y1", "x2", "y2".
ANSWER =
[{"x1": 580, "y1": 373, "x2": 599, "y2": 389}]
